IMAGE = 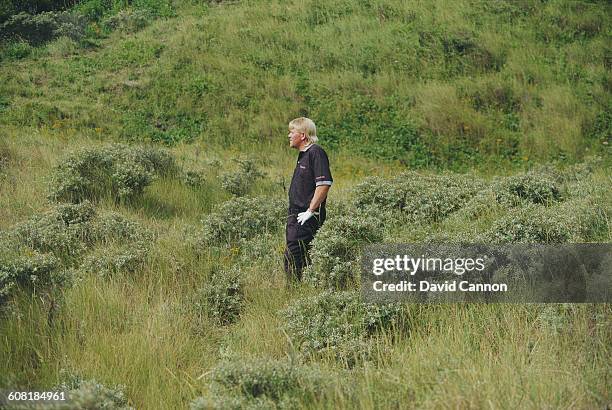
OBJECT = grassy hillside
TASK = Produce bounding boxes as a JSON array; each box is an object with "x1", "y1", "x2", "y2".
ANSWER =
[
  {"x1": 0, "y1": 1, "x2": 611, "y2": 409},
  {"x1": 1, "y1": 0, "x2": 610, "y2": 168}
]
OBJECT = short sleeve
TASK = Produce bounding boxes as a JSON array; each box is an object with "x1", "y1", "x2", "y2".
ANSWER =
[{"x1": 312, "y1": 147, "x2": 333, "y2": 187}]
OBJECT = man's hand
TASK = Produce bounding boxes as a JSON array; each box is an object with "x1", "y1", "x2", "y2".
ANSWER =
[{"x1": 297, "y1": 209, "x2": 317, "y2": 225}]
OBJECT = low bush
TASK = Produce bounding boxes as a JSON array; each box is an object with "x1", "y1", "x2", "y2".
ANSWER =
[
  {"x1": 210, "y1": 359, "x2": 325, "y2": 401},
  {"x1": 0, "y1": 251, "x2": 62, "y2": 305},
  {"x1": 91, "y1": 211, "x2": 154, "y2": 246},
  {"x1": 182, "y1": 169, "x2": 206, "y2": 188},
  {"x1": 102, "y1": 9, "x2": 150, "y2": 33},
  {"x1": 48, "y1": 143, "x2": 176, "y2": 203},
  {"x1": 451, "y1": 188, "x2": 505, "y2": 221},
  {"x1": 353, "y1": 171, "x2": 484, "y2": 223},
  {"x1": 4, "y1": 204, "x2": 153, "y2": 297},
  {"x1": 190, "y1": 395, "x2": 272, "y2": 410},
  {"x1": 219, "y1": 158, "x2": 265, "y2": 197},
  {"x1": 190, "y1": 358, "x2": 331, "y2": 409},
  {"x1": 0, "y1": 11, "x2": 87, "y2": 45},
  {"x1": 49, "y1": 370, "x2": 133, "y2": 410},
  {"x1": 193, "y1": 267, "x2": 244, "y2": 325},
  {"x1": 537, "y1": 305, "x2": 575, "y2": 335},
  {"x1": 236, "y1": 233, "x2": 279, "y2": 266},
  {"x1": 281, "y1": 291, "x2": 404, "y2": 366},
  {"x1": 81, "y1": 246, "x2": 148, "y2": 277},
  {"x1": 199, "y1": 196, "x2": 286, "y2": 246},
  {"x1": 12, "y1": 201, "x2": 98, "y2": 258},
  {"x1": 493, "y1": 172, "x2": 561, "y2": 206},
  {"x1": 484, "y1": 198, "x2": 603, "y2": 243},
  {"x1": 304, "y1": 215, "x2": 384, "y2": 289},
  {"x1": 10, "y1": 203, "x2": 152, "y2": 260}
]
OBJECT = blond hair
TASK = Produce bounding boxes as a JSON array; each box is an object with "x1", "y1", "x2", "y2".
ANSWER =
[{"x1": 289, "y1": 117, "x2": 318, "y2": 144}]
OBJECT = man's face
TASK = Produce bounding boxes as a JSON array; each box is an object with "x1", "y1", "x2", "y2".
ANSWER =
[{"x1": 288, "y1": 129, "x2": 305, "y2": 149}]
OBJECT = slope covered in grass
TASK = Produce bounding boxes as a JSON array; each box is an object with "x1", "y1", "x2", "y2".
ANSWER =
[
  {"x1": 0, "y1": 1, "x2": 611, "y2": 409},
  {"x1": 1, "y1": 0, "x2": 610, "y2": 168}
]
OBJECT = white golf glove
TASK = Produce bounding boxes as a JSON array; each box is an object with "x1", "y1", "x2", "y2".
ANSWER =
[{"x1": 297, "y1": 209, "x2": 317, "y2": 225}]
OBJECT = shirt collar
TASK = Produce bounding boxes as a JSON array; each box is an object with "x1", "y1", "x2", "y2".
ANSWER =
[{"x1": 300, "y1": 143, "x2": 314, "y2": 152}]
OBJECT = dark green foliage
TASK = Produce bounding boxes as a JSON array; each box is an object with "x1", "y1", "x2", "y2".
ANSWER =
[
  {"x1": 74, "y1": 0, "x2": 175, "y2": 22},
  {"x1": 584, "y1": 108, "x2": 611, "y2": 144},
  {"x1": 0, "y1": 39, "x2": 32, "y2": 60},
  {"x1": 0, "y1": 0, "x2": 79, "y2": 25},
  {"x1": 461, "y1": 79, "x2": 523, "y2": 114},
  {"x1": 312, "y1": 94, "x2": 432, "y2": 166},
  {"x1": 282, "y1": 291, "x2": 404, "y2": 365},
  {"x1": 0, "y1": 11, "x2": 86, "y2": 45},
  {"x1": 48, "y1": 143, "x2": 176, "y2": 203}
]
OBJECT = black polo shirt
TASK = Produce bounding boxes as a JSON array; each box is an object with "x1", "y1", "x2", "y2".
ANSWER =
[{"x1": 288, "y1": 144, "x2": 333, "y2": 213}]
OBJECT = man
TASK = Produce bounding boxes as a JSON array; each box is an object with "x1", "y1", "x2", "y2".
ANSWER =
[{"x1": 284, "y1": 117, "x2": 333, "y2": 283}]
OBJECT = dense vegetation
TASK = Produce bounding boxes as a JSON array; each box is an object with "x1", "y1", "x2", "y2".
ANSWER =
[{"x1": 0, "y1": 0, "x2": 610, "y2": 409}]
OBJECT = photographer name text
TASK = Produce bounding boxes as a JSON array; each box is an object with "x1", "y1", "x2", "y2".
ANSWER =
[{"x1": 372, "y1": 280, "x2": 508, "y2": 293}]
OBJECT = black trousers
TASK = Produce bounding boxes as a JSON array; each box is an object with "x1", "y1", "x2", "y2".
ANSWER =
[
  {"x1": 284, "y1": 210, "x2": 324, "y2": 283},
  {"x1": 283, "y1": 239, "x2": 313, "y2": 283}
]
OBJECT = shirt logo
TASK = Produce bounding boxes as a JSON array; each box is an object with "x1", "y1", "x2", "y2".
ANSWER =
[{"x1": 299, "y1": 165, "x2": 306, "y2": 169}]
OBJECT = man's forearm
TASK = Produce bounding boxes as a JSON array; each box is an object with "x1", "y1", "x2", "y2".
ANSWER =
[{"x1": 308, "y1": 185, "x2": 331, "y2": 212}]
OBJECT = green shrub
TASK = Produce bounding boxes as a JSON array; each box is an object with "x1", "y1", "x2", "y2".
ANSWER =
[
  {"x1": 182, "y1": 170, "x2": 206, "y2": 188},
  {"x1": 485, "y1": 199, "x2": 603, "y2": 243},
  {"x1": 2, "y1": 204, "x2": 153, "y2": 304},
  {"x1": 0, "y1": 39, "x2": 32, "y2": 60},
  {"x1": 48, "y1": 143, "x2": 176, "y2": 203},
  {"x1": 0, "y1": 252, "x2": 61, "y2": 305},
  {"x1": 351, "y1": 176, "x2": 406, "y2": 212},
  {"x1": 463, "y1": 79, "x2": 522, "y2": 114},
  {"x1": 0, "y1": 11, "x2": 87, "y2": 45},
  {"x1": 91, "y1": 211, "x2": 153, "y2": 245},
  {"x1": 282, "y1": 291, "x2": 404, "y2": 365},
  {"x1": 48, "y1": 370, "x2": 134, "y2": 410},
  {"x1": 190, "y1": 358, "x2": 330, "y2": 408},
  {"x1": 190, "y1": 395, "x2": 272, "y2": 410},
  {"x1": 452, "y1": 188, "x2": 506, "y2": 221},
  {"x1": 537, "y1": 305, "x2": 575, "y2": 335},
  {"x1": 219, "y1": 158, "x2": 265, "y2": 197},
  {"x1": 81, "y1": 246, "x2": 148, "y2": 277},
  {"x1": 12, "y1": 201, "x2": 98, "y2": 258},
  {"x1": 199, "y1": 196, "x2": 286, "y2": 246},
  {"x1": 493, "y1": 172, "x2": 561, "y2": 206},
  {"x1": 102, "y1": 9, "x2": 150, "y2": 33},
  {"x1": 353, "y1": 171, "x2": 484, "y2": 222},
  {"x1": 194, "y1": 267, "x2": 244, "y2": 325},
  {"x1": 237, "y1": 233, "x2": 279, "y2": 266},
  {"x1": 9, "y1": 203, "x2": 153, "y2": 272},
  {"x1": 304, "y1": 215, "x2": 384, "y2": 289}
]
